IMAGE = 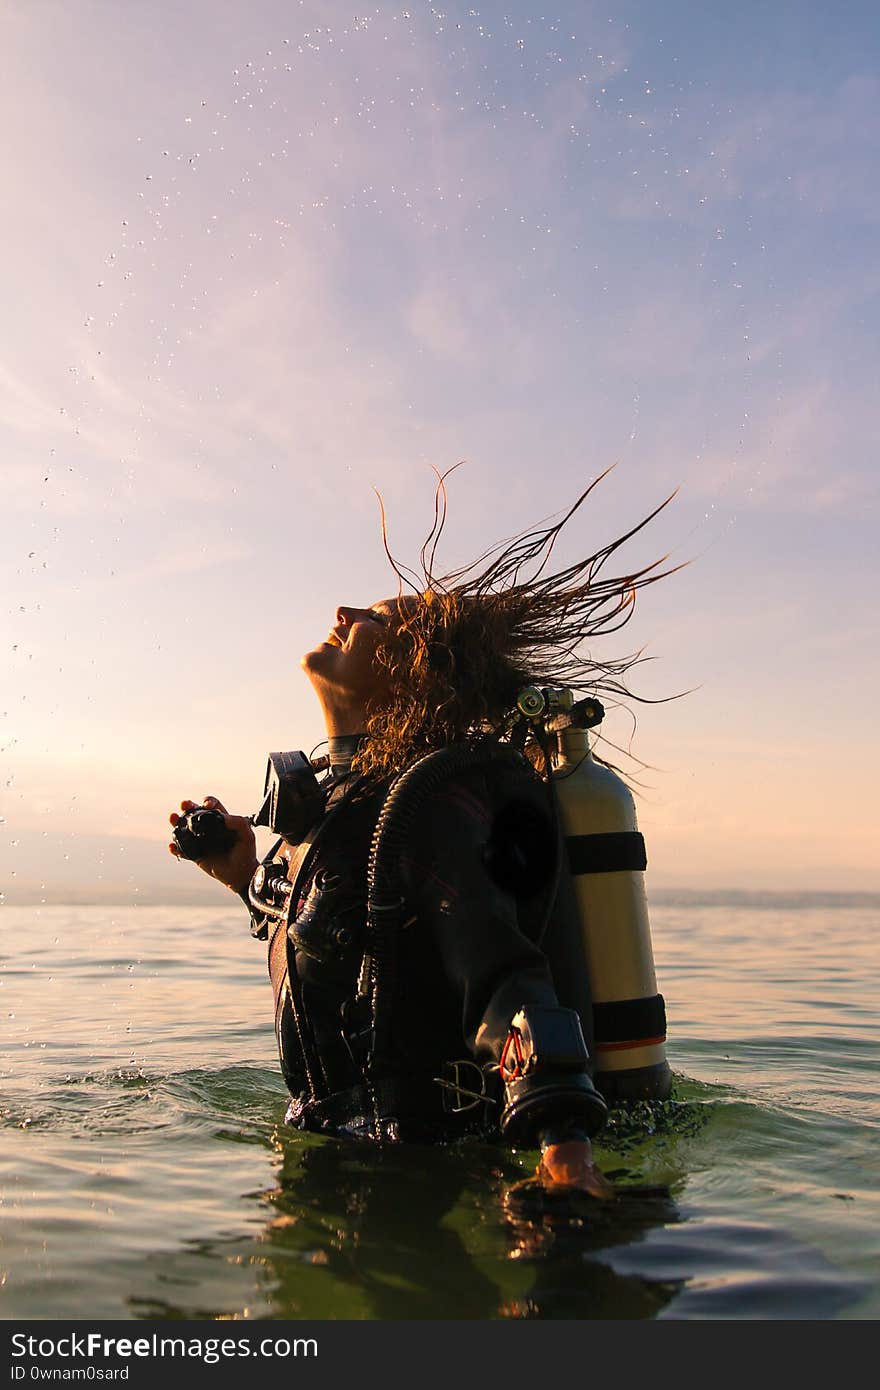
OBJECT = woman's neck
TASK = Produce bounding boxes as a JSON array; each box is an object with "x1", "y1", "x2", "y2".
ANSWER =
[{"x1": 318, "y1": 695, "x2": 367, "y2": 740}]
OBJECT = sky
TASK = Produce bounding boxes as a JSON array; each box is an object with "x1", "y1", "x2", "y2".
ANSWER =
[{"x1": 2, "y1": 0, "x2": 878, "y2": 901}]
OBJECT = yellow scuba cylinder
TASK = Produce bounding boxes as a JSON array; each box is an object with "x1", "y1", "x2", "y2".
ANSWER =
[{"x1": 519, "y1": 687, "x2": 672, "y2": 1104}]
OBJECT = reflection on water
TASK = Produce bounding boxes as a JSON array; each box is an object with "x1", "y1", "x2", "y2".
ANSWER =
[
  {"x1": 499, "y1": 1180, "x2": 684, "y2": 1320},
  {"x1": 253, "y1": 1139, "x2": 504, "y2": 1320},
  {"x1": 128, "y1": 1126, "x2": 687, "y2": 1321},
  {"x1": 260, "y1": 1138, "x2": 686, "y2": 1321}
]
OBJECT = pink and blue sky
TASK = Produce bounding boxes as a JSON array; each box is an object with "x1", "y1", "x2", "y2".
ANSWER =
[{"x1": 2, "y1": 1, "x2": 878, "y2": 899}]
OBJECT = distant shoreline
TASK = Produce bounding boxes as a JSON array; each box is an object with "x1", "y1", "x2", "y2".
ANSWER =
[{"x1": 3, "y1": 886, "x2": 880, "y2": 910}]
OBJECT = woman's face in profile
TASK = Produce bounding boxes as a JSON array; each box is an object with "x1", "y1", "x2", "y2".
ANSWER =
[{"x1": 301, "y1": 598, "x2": 405, "y2": 705}]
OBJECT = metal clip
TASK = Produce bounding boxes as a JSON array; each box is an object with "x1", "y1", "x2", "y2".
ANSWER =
[{"x1": 433, "y1": 1059, "x2": 497, "y2": 1113}]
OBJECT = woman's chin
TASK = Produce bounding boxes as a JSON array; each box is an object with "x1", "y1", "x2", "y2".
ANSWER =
[{"x1": 300, "y1": 645, "x2": 334, "y2": 675}]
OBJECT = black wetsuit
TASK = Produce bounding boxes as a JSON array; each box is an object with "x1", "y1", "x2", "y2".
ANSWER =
[{"x1": 245, "y1": 737, "x2": 606, "y2": 1146}]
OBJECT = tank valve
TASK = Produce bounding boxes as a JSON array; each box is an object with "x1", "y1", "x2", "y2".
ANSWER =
[
  {"x1": 516, "y1": 686, "x2": 577, "y2": 722},
  {"x1": 516, "y1": 686, "x2": 546, "y2": 719}
]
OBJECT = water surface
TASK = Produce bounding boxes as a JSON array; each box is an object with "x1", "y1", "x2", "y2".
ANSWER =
[{"x1": 1, "y1": 896, "x2": 877, "y2": 1319}]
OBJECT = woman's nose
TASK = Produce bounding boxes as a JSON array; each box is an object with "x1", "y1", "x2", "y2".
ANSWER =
[{"x1": 336, "y1": 606, "x2": 356, "y2": 626}]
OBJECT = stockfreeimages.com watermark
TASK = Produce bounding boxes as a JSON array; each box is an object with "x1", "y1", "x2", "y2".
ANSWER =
[{"x1": 11, "y1": 1331, "x2": 316, "y2": 1376}]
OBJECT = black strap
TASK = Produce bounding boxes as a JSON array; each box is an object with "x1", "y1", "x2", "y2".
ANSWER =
[
  {"x1": 566, "y1": 830, "x2": 647, "y2": 875},
  {"x1": 593, "y1": 994, "x2": 666, "y2": 1044}
]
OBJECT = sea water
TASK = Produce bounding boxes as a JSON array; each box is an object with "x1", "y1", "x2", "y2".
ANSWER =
[{"x1": 1, "y1": 894, "x2": 878, "y2": 1320}]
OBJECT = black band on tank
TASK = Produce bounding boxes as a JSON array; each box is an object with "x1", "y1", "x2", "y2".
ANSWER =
[
  {"x1": 565, "y1": 830, "x2": 647, "y2": 875},
  {"x1": 593, "y1": 994, "x2": 667, "y2": 1044}
]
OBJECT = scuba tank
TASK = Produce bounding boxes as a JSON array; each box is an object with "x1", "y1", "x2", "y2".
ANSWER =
[{"x1": 517, "y1": 687, "x2": 672, "y2": 1104}]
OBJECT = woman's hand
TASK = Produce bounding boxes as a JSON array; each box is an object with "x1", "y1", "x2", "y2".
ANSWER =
[
  {"x1": 500, "y1": 1136, "x2": 614, "y2": 1227},
  {"x1": 536, "y1": 1139, "x2": 614, "y2": 1200},
  {"x1": 168, "y1": 795, "x2": 258, "y2": 894}
]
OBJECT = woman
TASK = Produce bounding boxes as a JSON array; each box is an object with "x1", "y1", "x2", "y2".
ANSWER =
[{"x1": 169, "y1": 475, "x2": 673, "y2": 1198}]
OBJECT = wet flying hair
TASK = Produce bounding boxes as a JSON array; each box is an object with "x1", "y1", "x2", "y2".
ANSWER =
[{"x1": 354, "y1": 467, "x2": 680, "y2": 783}]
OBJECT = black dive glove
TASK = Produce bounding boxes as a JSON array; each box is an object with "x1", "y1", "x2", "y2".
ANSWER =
[{"x1": 498, "y1": 1005, "x2": 607, "y2": 1146}]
